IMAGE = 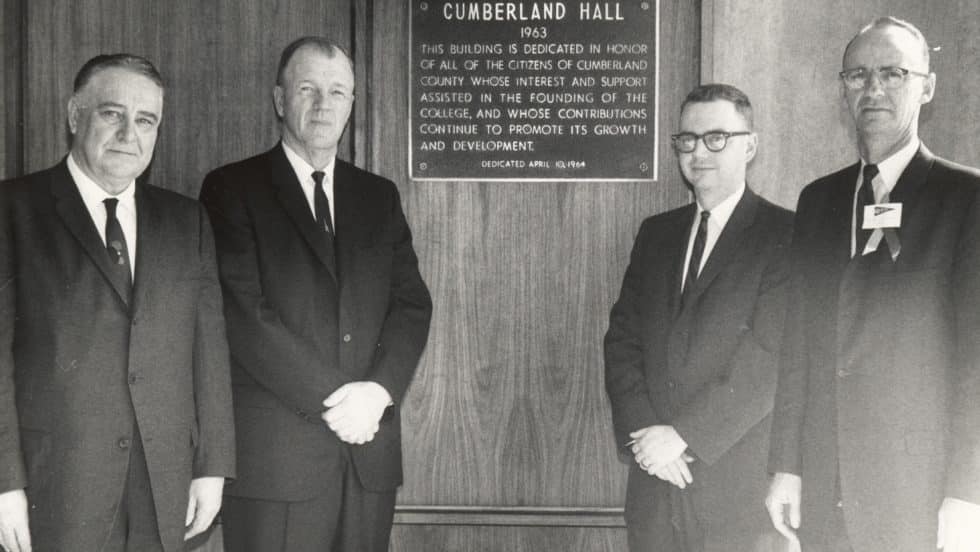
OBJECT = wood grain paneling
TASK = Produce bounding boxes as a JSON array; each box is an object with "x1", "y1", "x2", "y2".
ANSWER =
[
  {"x1": 390, "y1": 525, "x2": 626, "y2": 552},
  {"x1": 703, "y1": 0, "x2": 980, "y2": 208},
  {"x1": 21, "y1": 0, "x2": 353, "y2": 198},
  {"x1": 1, "y1": 0, "x2": 23, "y2": 180},
  {"x1": 373, "y1": 2, "x2": 699, "y2": 549}
]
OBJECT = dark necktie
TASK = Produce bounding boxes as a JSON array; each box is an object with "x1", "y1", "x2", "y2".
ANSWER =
[
  {"x1": 312, "y1": 170, "x2": 334, "y2": 236},
  {"x1": 103, "y1": 198, "x2": 132, "y2": 289},
  {"x1": 856, "y1": 164, "x2": 879, "y2": 255},
  {"x1": 682, "y1": 210, "x2": 710, "y2": 304}
]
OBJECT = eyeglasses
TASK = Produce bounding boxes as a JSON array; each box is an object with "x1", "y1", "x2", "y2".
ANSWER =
[
  {"x1": 670, "y1": 131, "x2": 751, "y2": 153},
  {"x1": 839, "y1": 66, "x2": 930, "y2": 90}
]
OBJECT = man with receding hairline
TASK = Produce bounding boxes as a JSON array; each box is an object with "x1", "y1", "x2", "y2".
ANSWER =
[
  {"x1": 201, "y1": 36, "x2": 431, "y2": 551},
  {"x1": 766, "y1": 17, "x2": 980, "y2": 552},
  {"x1": 0, "y1": 53, "x2": 235, "y2": 552}
]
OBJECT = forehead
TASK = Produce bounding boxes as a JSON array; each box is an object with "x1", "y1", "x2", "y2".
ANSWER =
[
  {"x1": 284, "y1": 46, "x2": 354, "y2": 85},
  {"x1": 844, "y1": 26, "x2": 926, "y2": 69},
  {"x1": 79, "y1": 67, "x2": 163, "y2": 111},
  {"x1": 680, "y1": 100, "x2": 746, "y2": 131}
]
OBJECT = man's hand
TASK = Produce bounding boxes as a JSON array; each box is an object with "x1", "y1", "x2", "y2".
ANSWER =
[
  {"x1": 629, "y1": 425, "x2": 688, "y2": 473},
  {"x1": 184, "y1": 477, "x2": 224, "y2": 540},
  {"x1": 652, "y1": 453, "x2": 696, "y2": 489},
  {"x1": 322, "y1": 381, "x2": 392, "y2": 445},
  {"x1": 765, "y1": 472, "x2": 802, "y2": 551},
  {"x1": 937, "y1": 497, "x2": 980, "y2": 551},
  {"x1": 0, "y1": 489, "x2": 31, "y2": 552}
]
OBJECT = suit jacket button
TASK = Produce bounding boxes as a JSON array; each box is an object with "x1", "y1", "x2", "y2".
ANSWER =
[
  {"x1": 343, "y1": 334, "x2": 352, "y2": 343},
  {"x1": 128, "y1": 375, "x2": 138, "y2": 384},
  {"x1": 118, "y1": 438, "x2": 131, "y2": 450}
]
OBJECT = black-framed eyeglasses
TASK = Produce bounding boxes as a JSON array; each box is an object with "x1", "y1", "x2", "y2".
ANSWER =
[
  {"x1": 838, "y1": 66, "x2": 930, "y2": 90},
  {"x1": 670, "y1": 131, "x2": 751, "y2": 153}
]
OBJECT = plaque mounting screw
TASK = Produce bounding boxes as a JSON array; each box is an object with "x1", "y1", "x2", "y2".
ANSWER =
[
  {"x1": 420, "y1": 2, "x2": 428, "y2": 10},
  {"x1": 419, "y1": 162, "x2": 428, "y2": 170},
  {"x1": 640, "y1": 162, "x2": 649, "y2": 172},
  {"x1": 641, "y1": 2, "x2": 650, "y2": 10}
]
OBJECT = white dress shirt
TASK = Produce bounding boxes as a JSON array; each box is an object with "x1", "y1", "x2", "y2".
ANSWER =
[
  {"x1": 850, "y1": 137, "x2": 919, "y2": 257},
  {"x1": 681, "y1": 182, "x2": 746, "y2": 292},
  {"x1": 282, "y1": 142, "x2": 335, "y2": 228},
  {"x1": 67, "y1": 153, "x2": 137, "y2": 277}
]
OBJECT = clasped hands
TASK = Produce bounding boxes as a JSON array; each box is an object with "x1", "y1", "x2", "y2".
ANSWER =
[
  {"x1": 629, "y1": 425, "x2": 694, "y2": 489},
  {"x1": 321, "y1": 381, "x2": 392, "y2": 445}
]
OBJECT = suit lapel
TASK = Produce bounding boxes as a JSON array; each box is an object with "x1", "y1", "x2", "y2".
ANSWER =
[
  {"x1": 668, "y1": 204, "x2": 697, "y2": 319},
  {"x1": 50, "y1": 160, "x2": 131, "y2": 309},
  {"x1": 131, "y1": 183, "x2": 161, "y2": 316},
  {"x1": 678, "y1": 189, "x2": 761, "y2": 313},
  {"x1": 266, "y1": 145, "x2": 338, "y2": 284}
]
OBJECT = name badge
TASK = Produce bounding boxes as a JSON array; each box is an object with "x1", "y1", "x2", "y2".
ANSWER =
[{"x1": 863, "y1": 203, "x2": 902, "y2": 229}]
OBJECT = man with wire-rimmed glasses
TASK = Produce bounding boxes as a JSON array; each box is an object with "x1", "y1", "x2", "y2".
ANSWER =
[
  {"x1": 605, "y1": 83, "x2": 792, "y2": 552},
  {"x1": 766, "y1": 16, "x2": 980, "y2": 552}
]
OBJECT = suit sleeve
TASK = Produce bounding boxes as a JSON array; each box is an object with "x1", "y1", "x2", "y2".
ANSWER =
[
  {"x1": 200, "y1": 170, "x2": 352, "y2": 419},
  {"x1": 767, "y1": 192, "x2": 815, "y2": 476},
  {"x1": 191, "y1": 205, "x2": 236, "y2": 478},
  {"x1": 947, "y1": 185, "x2": 980, "y2": 503},
  {"x1": 365, "y1": 187, "x2": 432, "y2": 404},
  {"x1": 604, "y1": 220, "x2": 662, "y2": 450},
  {"x1": 672, "y1": 229, "x2": 791, "y2": 466},
  {"x1": 0, "y1": 185, "x2": 27, "y2": 492}
]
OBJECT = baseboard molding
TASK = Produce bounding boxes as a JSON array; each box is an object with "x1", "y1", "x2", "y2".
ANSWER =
[{"x1": 393, "y1": 505, "x2": 626, "y2": 527}]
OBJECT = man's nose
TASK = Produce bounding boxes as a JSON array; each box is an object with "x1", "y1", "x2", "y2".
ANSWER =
[{"x1": 116, "y1": 119, "x2": 136, "y2": 142}]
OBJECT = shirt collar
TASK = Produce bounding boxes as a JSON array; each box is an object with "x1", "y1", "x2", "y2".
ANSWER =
[
  {"x1": 860, "y1": 136, "x2": 920, "y2": 197},
  {"x1": 66, "y1": 152, "x2": 137, "y2": 206},
  {"x1": 282, "y1": 141, "x2": 335, "y2": 187},
  {"x1": 695, "y1": 181, "x2": 745, "y2": 229}
]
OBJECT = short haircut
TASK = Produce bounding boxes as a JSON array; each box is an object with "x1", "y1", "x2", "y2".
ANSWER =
[
  {"x1": 680, "y1": 83, "x2": 754, "y2": 129},
  {"x1": 276, "y1": 36, "x2": 353, "y2": 86},
  {"x1": 73, "y1": 53, "x2": 164, "y2": 94},
  {"x1": 844, "y1": 16, "x2": 931, "y2": 69}
]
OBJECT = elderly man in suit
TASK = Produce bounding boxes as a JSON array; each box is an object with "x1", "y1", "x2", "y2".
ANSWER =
[
  {"x1": 766, "y1": 17, "x2": 980, "y2": 552},
  {"x1": 605, "y1": 84, "x2": 792, "y2": 552},
  {"x1": 0, "y1": 54, "x2": 235, "y2": 552},
  {"x1": 200, "y1": 36, "x2": 432, "y2": 552}
]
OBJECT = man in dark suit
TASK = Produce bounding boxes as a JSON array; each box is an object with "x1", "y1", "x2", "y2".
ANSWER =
[
  {"x1": 605, "y1": 84, "x2": 792, "y2": 552},
  {"x1": 0, "y1": 54, "x2": 235, "y2": 552},
  {"x1": 200, "y1": 36, "x2": 432, "y2": 551},
  {"x1": 766, "y1": 17, "x2": 980, "y2": 552}
]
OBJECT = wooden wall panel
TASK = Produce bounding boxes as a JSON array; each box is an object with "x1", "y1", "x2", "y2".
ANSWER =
[
  {"x1": 390, "y1": 525, "x2": 626, "y2": 552},
  {"x1": 703, "y1": 0, "x2": 980, "y2": 209},
  {"x1": 21, "y1": 0, "x2": 353, "y2": 198},
  {"x1": 373, "y1": 1, "x2": 700, "y2": 548},
  {"x1": 1, "y1": 0, "x2": 23, "y2": 181}
]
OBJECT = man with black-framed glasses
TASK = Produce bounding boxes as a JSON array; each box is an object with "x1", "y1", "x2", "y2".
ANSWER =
[
  {"x1": 766, "y1": 16, "x2": 980, "y2": 552},
  {"x1": 605, "y1": 83, "x2": 792, "y2": 551}
]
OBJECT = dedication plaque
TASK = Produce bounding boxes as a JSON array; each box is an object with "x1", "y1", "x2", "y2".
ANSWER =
[{"x1": 409, "y1": 1, "x2": 659, "y2": 181}]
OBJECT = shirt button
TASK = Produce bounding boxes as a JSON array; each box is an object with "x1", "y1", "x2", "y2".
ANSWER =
[
  {"x1": 117, "y1": 438, "x2": 131, "y2": 450},
  {"x1": 343, "y1": 334, "x2": 352, "y2": 343}
]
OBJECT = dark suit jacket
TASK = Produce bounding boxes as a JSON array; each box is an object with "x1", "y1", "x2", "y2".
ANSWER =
[
  {"x1": 0, "y1": 160, "x2": 235, "y2": 552},
  {"x1": 199, "y1": 144, "x2": 432, "y2": 501},
  {"x1": 605, "y1": 188, "x2": 792, "y2": 552},
  {"x1": 769, "y1": 146, "x2": 980, "y2": 551}
]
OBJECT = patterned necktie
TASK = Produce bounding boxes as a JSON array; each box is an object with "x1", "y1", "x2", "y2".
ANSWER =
[
  {"x1": 312, "y1": 170, "x2": 334, "y2": 236},
  {"x1": 856, "y1": 164, "x2": 879, "y2": 255},
  {"x1": 682, "y1": 210, "x2": 710, "y2": 304},
  {"x1": 103, "y1": 197, "x2": 132, "y2": 290}
]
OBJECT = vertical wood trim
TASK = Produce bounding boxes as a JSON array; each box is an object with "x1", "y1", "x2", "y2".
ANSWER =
[
  {"x1": 699, "y1": 0, "x2": 713, "y2": 84},
  {"x1": 351, "y1": 0, "x2": 372, "y2": 169},
  {"x1": 1, "y1": 0, "x2": 25, "y2": 179}
]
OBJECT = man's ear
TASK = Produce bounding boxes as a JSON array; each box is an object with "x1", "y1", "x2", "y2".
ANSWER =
[
  {"x1": 67, "y1": 96, "x2": 80, "y2": 135},
  {"x1": 745, "y1": 132, "x2": 759, "y2": 164},
  {"x1": 273, "y1": 86, "x2": 285, "y2": 118}
]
